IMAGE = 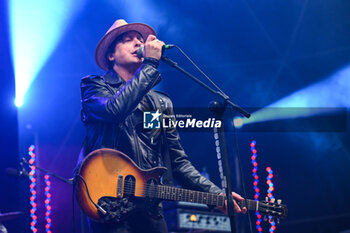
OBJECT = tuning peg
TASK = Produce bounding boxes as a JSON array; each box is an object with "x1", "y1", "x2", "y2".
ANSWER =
[
  {"x1": 271, "y1": 198, "x2": 275, "y2": 203},
  {"x1": 277, "y1": 199, "x2": 282, "y2": 205},
  {"x1": 265, "y1": 197, "x2": 269, "y2": 202}
]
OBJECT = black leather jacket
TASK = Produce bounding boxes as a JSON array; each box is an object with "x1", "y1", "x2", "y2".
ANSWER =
[{"x1": 79, "y1": 60, "x2": 221, "y2": 194}]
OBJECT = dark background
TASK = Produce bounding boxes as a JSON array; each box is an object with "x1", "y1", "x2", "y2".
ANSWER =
[{"x1": 1, "y1": 0, "x2": 350, "y2": 232}]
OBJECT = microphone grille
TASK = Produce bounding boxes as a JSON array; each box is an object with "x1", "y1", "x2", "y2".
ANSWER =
[{"x1": 136, "y1": 46, "x2": 144, "y2": 59}]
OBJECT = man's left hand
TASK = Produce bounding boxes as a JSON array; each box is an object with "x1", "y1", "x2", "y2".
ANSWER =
[{"x1": 218, "y1": 192, "x2": 248, "y2": 214}]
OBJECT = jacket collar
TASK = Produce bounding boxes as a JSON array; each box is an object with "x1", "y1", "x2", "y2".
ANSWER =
[
  {"x1": 102, "y1": 70, "x2": 124, "y2": 86},
  {"x1": 103, "y1": 66, "x2": 162, "y2": 87}
]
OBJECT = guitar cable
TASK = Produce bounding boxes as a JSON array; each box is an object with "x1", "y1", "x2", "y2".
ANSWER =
[
  {"x1": 71, "y1": 174, "x2": 102, "y2": 233},
  {"x1": 75, "y1": 174, "x2": 108, "y2": 215}
]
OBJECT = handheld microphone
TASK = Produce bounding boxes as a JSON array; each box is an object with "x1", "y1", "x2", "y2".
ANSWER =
[{"x1": 137, "y1": 44, "x2": 175, "y2": 58}]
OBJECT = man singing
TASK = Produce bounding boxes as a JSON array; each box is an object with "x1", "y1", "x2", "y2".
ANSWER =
[{"x1": 77, "y1": 19, "x2": 246, "y2": 233}]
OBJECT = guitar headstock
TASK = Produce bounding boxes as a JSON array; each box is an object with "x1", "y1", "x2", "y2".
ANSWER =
[{"x1": 258, "y1": 198, "x2": 288, "y2": 220}]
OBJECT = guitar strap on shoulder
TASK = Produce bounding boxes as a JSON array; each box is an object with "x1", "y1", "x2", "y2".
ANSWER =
[{"x1": 149, "y1": 91, "x2": 174, "y2": 186}]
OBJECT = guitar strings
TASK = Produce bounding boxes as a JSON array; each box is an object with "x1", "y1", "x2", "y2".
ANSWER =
[
  {"x1": 100, "y1": 179, "x2": 227, "y2": 206},
  {"x1": 115, "y1": 180, "x2": 269, "y2": 209},
  {"x1": 80, "y1": 176, "x2": 281, "y2": 214},
  {"x1": 121, "y1": 184, "x2": 281, "y2": 215},
  {"x1": 122, "y1": 182, "x2": 276, "y2": 208},
  {"x1": 122, "y1": 183, "x2": 260, "y2": 206},
  {"x1": 122, "y1": 186, "x2": 221, "y2": 203},
  {"x1": 122, "y1": 180, "x2": 220, "y2": 198},
  {"x1": 120, "y1": 179, "x2": 222, "y2": 198},
  {"x1": 79, "y1": 177, "x2": 283, "y2": 216},
  {"x1": 122, "y1": 184, "x2": 257, "y2": 206}
]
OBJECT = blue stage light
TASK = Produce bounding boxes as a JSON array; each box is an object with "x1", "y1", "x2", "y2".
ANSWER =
[
  {"x1": 241, "y1": 65, "x2": 350, "y2": 126},
  {"x1": 9, "y1": 0, "x2": 85, "y2": 107},
  {"x1": 233, "y1": 117, "x2": 244, "y2": 128}
]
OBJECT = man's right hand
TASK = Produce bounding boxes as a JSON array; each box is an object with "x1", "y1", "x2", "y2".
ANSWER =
[{"x1": 143, "y1": 35, "x2": 165, "y2": 60}]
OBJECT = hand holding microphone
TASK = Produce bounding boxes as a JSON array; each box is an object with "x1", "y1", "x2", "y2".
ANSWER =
[{"x1": 137, "y1": 35, "x2": 174, "y2": 60}]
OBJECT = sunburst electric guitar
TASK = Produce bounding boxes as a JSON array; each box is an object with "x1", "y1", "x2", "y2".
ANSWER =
[{"x1": 76, "y1": 148, "x2": 288, "y2": 223}]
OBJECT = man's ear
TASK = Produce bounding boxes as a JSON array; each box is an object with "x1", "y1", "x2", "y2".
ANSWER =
[{"x1": 107, "y1": 53, "x2": 115, "y2": 62}]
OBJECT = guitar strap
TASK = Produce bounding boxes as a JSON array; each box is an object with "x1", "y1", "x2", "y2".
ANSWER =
[{"x1": 149, "y1": 91, "x2": 174, "y2": 186}]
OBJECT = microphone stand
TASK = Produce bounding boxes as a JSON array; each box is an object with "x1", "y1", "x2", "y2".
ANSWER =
[
  {"x1": 21, "y1": 157, "x2": 72, "y2": 184},
  {"x1": 161, "y1": 56, "x2": 250, "y2": 233},
  {"x1": 20, "y1": 158, "x2": 80, "y2": 232}
]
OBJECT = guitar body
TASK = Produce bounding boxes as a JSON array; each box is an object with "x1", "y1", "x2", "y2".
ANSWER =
[{"x1": 76, "y1": 148, "x2": 167, "y2": 222}]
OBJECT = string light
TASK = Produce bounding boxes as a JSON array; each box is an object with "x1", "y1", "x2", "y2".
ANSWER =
[
  {"x1": 28, "y1": 145, "x2": 37, "y2": 233},
  {"x1": 44, "y1": 174, "x2": 52, "y2": 233},
  {"x1": 250, "y1": 140, "x2": 262, "y2": 232},
  {"x1": 266, "y1": 167, "x2": 276, "y2": 232}
]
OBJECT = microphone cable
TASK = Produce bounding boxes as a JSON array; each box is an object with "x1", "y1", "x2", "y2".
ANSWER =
[
  {"x1": 170, "y1": 45, "x2": 227, "y2": 98},
  {"x1": 230, "y1": 106, "x2": 254, "y2": 233}
]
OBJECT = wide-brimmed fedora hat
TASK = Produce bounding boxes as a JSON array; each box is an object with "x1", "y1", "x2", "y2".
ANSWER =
[{"x1": 95, "y1": 19, "x2": 156, "y2": 71}]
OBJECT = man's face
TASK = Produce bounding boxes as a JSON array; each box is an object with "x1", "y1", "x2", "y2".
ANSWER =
[{"x1": 108, "y1": 31, "x2": 144, "y2": 68}]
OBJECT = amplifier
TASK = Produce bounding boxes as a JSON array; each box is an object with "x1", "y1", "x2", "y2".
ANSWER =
[{"x1": 163, "y1": 202, "x2": 231, "y2": 232}]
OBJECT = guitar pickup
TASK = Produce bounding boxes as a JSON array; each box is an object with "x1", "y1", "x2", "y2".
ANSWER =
[{"x1": 117, "y1": 175, "x2": 123, "y2": 198}]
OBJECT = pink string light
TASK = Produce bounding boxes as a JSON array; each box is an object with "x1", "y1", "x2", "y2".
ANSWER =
[
  {"x1": 28, "y1": 145, "x2": 37, "y2": 233},
  {"x1": 250, "y1": 140, "x2": 262, "y2": 232}
]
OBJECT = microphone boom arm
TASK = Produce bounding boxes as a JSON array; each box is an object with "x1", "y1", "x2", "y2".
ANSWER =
[
  {"x1": 161, "y1": 55, "x2": 250, "y2": 118},
  {"x1": 21, "y1": 157, "x2": 72, "y2": 184}
]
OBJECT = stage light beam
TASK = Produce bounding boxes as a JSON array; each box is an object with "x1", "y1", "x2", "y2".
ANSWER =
[
  {"x1": 233, "y1": 117, "x2": 244, "y2": 128},
  {"x1": 9, "y1": 0, "x2": 85, "y2": 107},
  {"x1": 240, "y1": 65, "x2": 350, "y2": 126}
]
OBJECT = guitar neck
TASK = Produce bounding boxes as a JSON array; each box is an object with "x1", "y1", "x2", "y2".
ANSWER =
[{"x1": 153, "y1": 185, "x2": 259, "y2": 211}]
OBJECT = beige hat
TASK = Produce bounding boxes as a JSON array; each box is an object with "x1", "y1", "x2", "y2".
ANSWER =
[{"x1": 95, "y1": 19, "x2": 156, "y2": 70}]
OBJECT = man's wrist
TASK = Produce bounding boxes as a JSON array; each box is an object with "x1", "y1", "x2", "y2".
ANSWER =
[{"x1": 143, "y1": 57, "x2": 160, "y2": 69}]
